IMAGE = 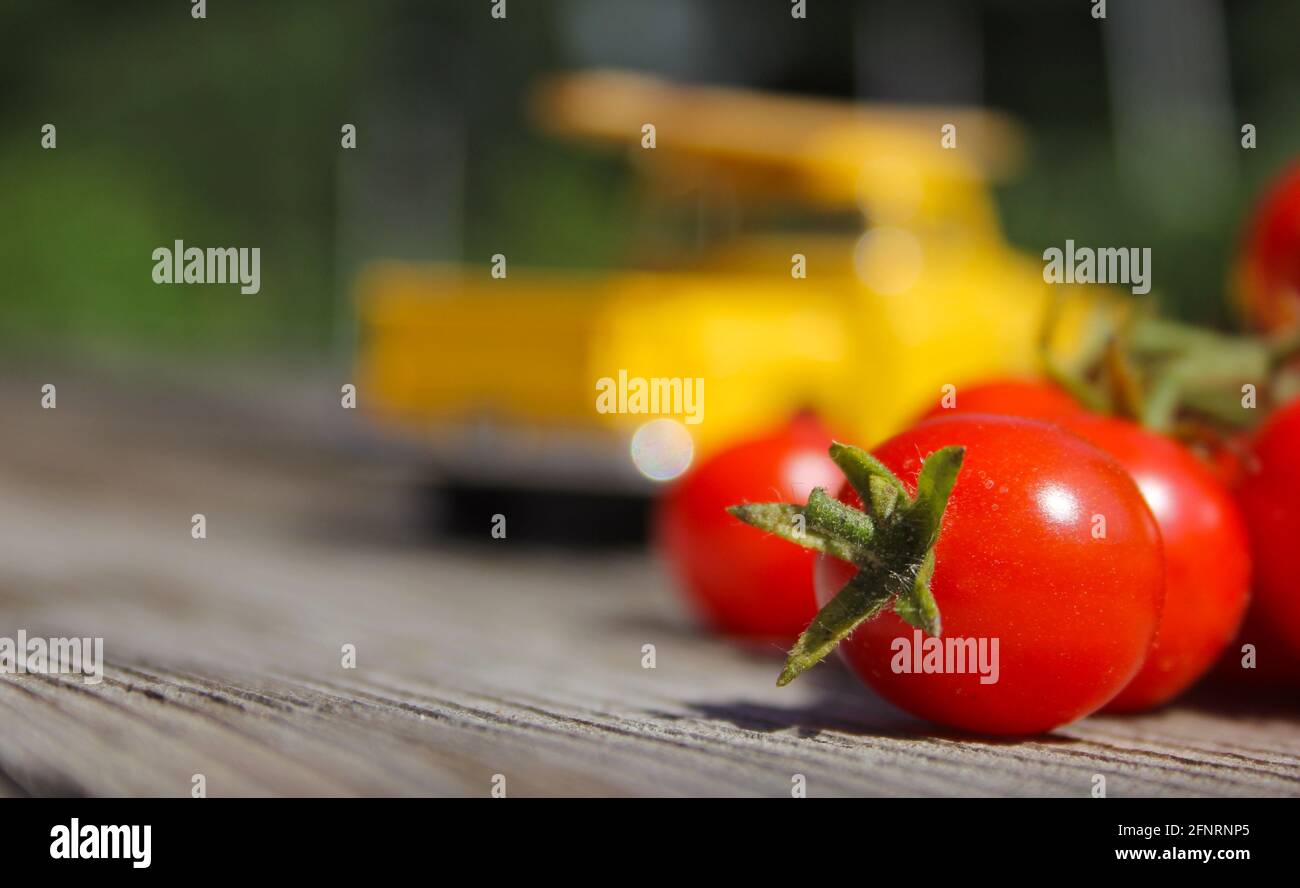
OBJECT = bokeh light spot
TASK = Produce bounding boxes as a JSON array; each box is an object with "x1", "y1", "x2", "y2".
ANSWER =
[{"x1": 630, "y1": 418, "x2": 694, "y2": 482}]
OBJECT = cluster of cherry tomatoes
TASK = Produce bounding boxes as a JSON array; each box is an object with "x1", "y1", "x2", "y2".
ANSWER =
[{"x1": 655, "y1": 163, "x2": 1300, "y2": 736}]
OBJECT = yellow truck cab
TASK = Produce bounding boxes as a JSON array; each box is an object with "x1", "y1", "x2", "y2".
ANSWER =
[{"x1": 355, "y1": 70, "x2": 1104, "y2": 491}]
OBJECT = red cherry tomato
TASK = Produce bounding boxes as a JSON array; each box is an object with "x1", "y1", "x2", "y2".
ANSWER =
[
  {"x1": 656, "y1": 415, "x2": 840, "y2": 641},
  {"x1": 917, "y1": 378, "x2": 1082, "y2": 424},
  {"x1": 815, "y1": 415, "x2": 1164, "y2": 735},
  {"x1": 1058, "y1": 415, "x2": 1251, "y2": 712},
  {"x1": 1236, "y1": 162, "x2": 1300, "y2": 334},
  {"x1": 1236, "y1": 397, "x2": 1300, "y2": 660}
]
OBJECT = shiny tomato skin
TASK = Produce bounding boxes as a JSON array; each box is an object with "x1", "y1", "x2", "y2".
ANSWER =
[
  {"x1": 1236, "y1": 398, "x2": 1300, "y2": 659},
  {"x1": 917, "y1": 378, "x2": 1082, "y2": 424},
  {"x1": 1058, "y1": 415, "x2": 1251, "y2": 712},
  {"x1": 815, "y1": 415, "x2": 1164, "y2": 736},
  {"x1": 657, "y1": 415, "x2": 841, "y2": 641}
]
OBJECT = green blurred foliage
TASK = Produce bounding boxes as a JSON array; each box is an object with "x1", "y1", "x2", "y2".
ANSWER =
[
  {"x1": 992, "y1": 1, "x2": 1300, "y2": 329},
  {"x1": 1, "y1": 0, "x2": 375, "y2": 358}
]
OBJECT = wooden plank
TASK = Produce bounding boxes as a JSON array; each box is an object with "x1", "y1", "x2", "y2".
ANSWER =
[{"x1": 0, "y1": 368, "x2": 1297, "y2": 797}]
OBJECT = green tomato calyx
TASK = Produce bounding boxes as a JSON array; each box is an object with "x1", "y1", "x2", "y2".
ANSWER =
[{"x1": 727, "y1": 441, "x2": 965, "y2": 687}]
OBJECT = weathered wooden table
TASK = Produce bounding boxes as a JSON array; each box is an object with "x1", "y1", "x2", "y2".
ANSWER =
[{"x1": 1, "y1": 367, "x2": 1297, "y2": 797}]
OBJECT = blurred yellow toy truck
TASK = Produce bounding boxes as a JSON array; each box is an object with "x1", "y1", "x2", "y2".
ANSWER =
[{"x1": 355, "y1": 70, "x2": 1106, "y2": 492}]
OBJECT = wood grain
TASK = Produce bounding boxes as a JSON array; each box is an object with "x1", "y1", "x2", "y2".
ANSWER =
[{"x1": 1, "y1": 367, "x2": 1297, "y2": 797}]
